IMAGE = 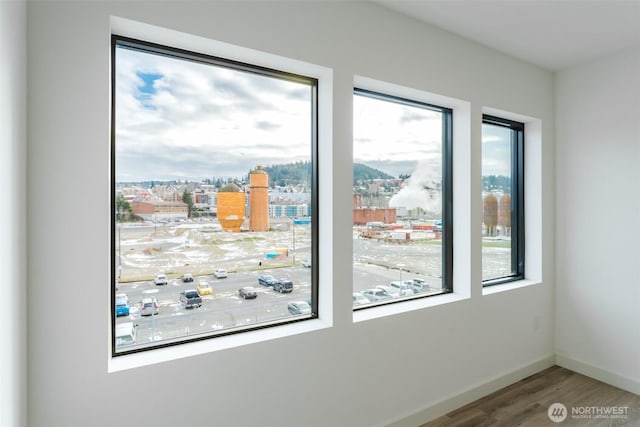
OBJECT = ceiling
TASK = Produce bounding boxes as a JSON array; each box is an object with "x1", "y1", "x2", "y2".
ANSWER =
[{"x1": 372, "y1": 0, "x2": 640, "y2": 71}]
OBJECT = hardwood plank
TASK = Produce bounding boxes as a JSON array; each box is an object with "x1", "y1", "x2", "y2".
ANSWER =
[{"x1": 420, "y1": 366, "x2": 640, "y2": 427}]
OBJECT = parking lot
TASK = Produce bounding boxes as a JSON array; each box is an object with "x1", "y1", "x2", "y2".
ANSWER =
[
  {"x1": 114, "y1": 220, "x2": 511, "y2": 351},
  {"x1": 115, "y1": 266, "x2": 312, "y2": 350}
]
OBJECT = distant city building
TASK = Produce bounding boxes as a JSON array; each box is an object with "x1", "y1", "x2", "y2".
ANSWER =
[
  {"x1": 270, "y1": 188, "x2": 311, "y2": 204},
  {"x1": 269, "y1": 203, "x2": 310, "y2": 219},
  {"x1": 353, "y1": 193, "x2": 363, "y2": 208},
  {"x1": 353, "y1": 192, "x2": 396, "y2": 225},
  {"x1": 119, "y1": 168, "x2": 316, "y2": 231},
  {"x1": 130, "y1": 201, "x2": 188, "y2": 222},
  {"x1": 394, "y1": 206, "x2": 409, "y2": 217},
  {"x1": 157, "y1": 187, "x2": 181, "y2": 203},
  {"x1": 353, "y1": 207, "x2": 397, "y2": 225},
  {"x1": 193, "y1": 189, "x2": 208, "y2": 204}
]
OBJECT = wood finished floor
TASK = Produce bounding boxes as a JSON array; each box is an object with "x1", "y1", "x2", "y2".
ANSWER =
[{"x1": 421, "y1": 366, "x2": 640, "y2": 427}]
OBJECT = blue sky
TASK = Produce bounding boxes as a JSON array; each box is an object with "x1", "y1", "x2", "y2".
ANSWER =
[{"x1": 135, "y1": 71, "x2": 162, "y2": 109}]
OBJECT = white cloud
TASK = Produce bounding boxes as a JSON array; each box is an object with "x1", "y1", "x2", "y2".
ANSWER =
[
  {"x1": 115, "y1": 46, "x2": 312, "y2": 182},
  {"x1": 353, "y1": 93, "x2": 442, "y2": 174},
  {"x1": 481, "y1": 123, "x2": 511, "y2": 176}
]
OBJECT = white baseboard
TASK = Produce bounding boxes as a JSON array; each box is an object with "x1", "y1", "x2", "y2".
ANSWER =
[
  {"x1": 555, "y1": 353, "x2": 640, "y2": 396},
  {"x1": 384, "y1": 354, "x2": 556, "y2": 427}
]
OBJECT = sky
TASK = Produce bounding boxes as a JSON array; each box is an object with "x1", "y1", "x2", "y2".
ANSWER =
[
  {"x1": 354, "y1": 93, "x2": 444, "y2": 212},
  {"x1": 353, "y1": 93, "x2": 443, "y2": 178},
  {"x1": 115, "y1": 42, "x2": 510, "y2": 188},
  {"x1": 115, "y1": 44, "x2": 313, "y2": 182},
  {"x1": 353, "y1": 95, "x2": 511, "y2": 212},
  {"x1": 482, "y1": 123, "x2": 512, "y2": 177}
]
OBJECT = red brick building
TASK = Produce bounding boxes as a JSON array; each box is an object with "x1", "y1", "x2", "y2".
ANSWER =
[{"x1": 353, "y1": 207, "x2": 396, "y2": 225}]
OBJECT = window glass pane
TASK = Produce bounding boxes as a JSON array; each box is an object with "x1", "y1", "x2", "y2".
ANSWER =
[
  {"x1": 482, "y1": 122, "x2": 514, "y2": 281},
  {"x1": 113, "y1": 38, "x2": 317, "y2": 354},
  {"x1": 353, "y1": 90, "x2": 449, "y2": 309}
]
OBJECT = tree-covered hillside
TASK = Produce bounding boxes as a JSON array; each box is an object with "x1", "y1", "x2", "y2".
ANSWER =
[
  {"x1": 263, "y1": 161, "x2": 311, "y2": 187},
  {"x1": 483, "y1": 175, "x2": 511, "y2": 193},
  {"x1": 353, "y1": 162, "x2": 394, "y2": 181},
  {"x1": 262, "y1": 161, "x2": 393, "y2": 187}
]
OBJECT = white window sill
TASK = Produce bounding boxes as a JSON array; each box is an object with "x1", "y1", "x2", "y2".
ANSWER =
[
  {"x1": 482, "y1": 278, "x2": 540, "y2": 296},
  {"x1": 108, "y1": 317, "x2": 331, "y2": 372},
  {"x1": 353, "y1": 291, "x2": 469, "y2": 323}
]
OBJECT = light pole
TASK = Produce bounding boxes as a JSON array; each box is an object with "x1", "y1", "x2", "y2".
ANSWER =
[
  {"x1": 118, "y1": 221, "x2": 122, "y2": 280},
  {"x1": 142, "y1": 289, "x2": 159, "y2": 342},
  {"x1": 292, "y1": 218, "x2": 296, "y2": 267},
  {"x1": 116, "y1": 210, "x2": 122, "y2": 281}
]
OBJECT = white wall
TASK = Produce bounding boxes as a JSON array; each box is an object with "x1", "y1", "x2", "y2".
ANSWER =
[
  {"x1": 1, "y1": 1, "x2": 27, "y2": 426},
  {"x1": 555, "y1": 47, "x2": 640, "y2": 393},
  {"x1": 27, "y1": 2, "x2": 555, "y2": 426}
]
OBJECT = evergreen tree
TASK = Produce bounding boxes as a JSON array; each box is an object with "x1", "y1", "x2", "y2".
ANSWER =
[
  {"x1": 115, "y1": 195, "x2": 132, "y2": 222},
  {"x1": 182, "y1": 190, "x2": 194, "y2": 218}
]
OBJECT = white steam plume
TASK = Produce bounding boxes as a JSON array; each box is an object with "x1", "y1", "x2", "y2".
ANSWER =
[{"x1": 389, "y1": 160, "x2": 441, "y2": 214}]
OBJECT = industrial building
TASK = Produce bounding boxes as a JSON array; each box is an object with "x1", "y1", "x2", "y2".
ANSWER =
[
  {"x1": 353, "y1": 192, "x2": 397, "y2": 225},
  {"x1": 269, "y1": 203, "x2": 310, "y2": 219},
  {"x1": 249, "y1": 166, "x2": 269, "y2": 232},
  {"x1": 215, "y1": 182, "x2": 245, "y2": 232},
  {"x1": 129, "y1": 200, "x2": 189, "y2": 222}
]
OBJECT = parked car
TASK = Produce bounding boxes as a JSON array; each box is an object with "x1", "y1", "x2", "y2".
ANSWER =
[
  {"x1": 288, "y1": 301, "x2": 311, "y2": 315},
  {"x1": 389, "y1": 281, "x2": 415, "y2": 296},
  {"x1": 377, "y1": 285, "x2": 402, "y2": 297},
  {"x1": 409, "y1": 278, "x2": 430, "y2": 293},
  {"x1": 140, "y1": 297, "x2": 159, "y2": 316},
  {"x1": 352, "y1": 292, "x2": 369, "y2": 305},
  {"x1": 238, "y1": 286, "x2": 257, "y2": 299},
  {"x1": 273, "y1": 279, "x2": 293, "y2": 293},
  {"x1": 302, "y1": 259, "x2": 312, "y2": 268},
  {"x1": 196, "y1": 281, "x2": 213, "y2": 296},
  {"x1": 362, "y1": 288, "x2": 393, "y2": 302},
  {"x1": 258, "y1": 274, "x2": 278, "y2": 286},
  {"x1": 180, "y1": 290, "x2": 202, "y2": 308},
  {"x1": 412, "y1": 283, "x2": 430, "y2": 293},
  {"x1": 115, "y1": 322, "x2": 136, "y2": 348},
  {"x1": 115, "y1": 293, "x2": 130, "y2": 317},
  {"x1": 153, "y1": 273, "x2": 168, "y2": 286},
  {"x1": 182, "y1": 273, "x2": 194, "y2": 283},
  {"x1": 214, "y1": 268, "x2": 228, "y2": 279}
]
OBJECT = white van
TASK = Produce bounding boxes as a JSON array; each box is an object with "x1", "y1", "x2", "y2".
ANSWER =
[{"x1": 115, "y1": 322, "x2": 136, "y2": 348}]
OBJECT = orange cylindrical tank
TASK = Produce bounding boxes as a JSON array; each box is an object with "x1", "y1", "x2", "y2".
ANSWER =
[
  {"x1": 249, "y1": 167, "x2": 269, "y2": 232},
  {"x1": 217, "y1": 183, "x2": 245, "y2": 232}
]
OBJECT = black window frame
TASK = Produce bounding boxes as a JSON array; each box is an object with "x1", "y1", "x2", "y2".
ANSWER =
[
  {"x1": 110, "y1": 35, "x2": 319, "y2": 356},
  {"x1": 482, "y1": 114, "x2": 525, "y2": 286},
  {"x1": 352, "y1": 88, "x2": 453, "y2": 311}
]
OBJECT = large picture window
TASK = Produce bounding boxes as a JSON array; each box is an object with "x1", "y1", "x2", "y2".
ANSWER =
[
  {"x1": 352, "y1": 88, "x2": 452, "y2": 309},
  {"x1": 482, "y1": 115, "x2": 524, "y2": 285},
  {"x1": 111, "y1": 36, "x2": 318, "y2": 354}
]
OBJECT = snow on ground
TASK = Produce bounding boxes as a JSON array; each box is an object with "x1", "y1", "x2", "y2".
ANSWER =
[{"x1": 117, "y1": 221, "x2": 310, "y2": 282}]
